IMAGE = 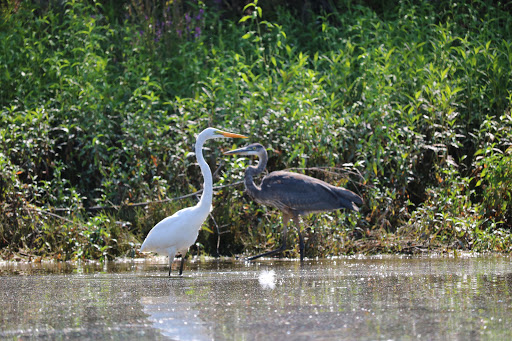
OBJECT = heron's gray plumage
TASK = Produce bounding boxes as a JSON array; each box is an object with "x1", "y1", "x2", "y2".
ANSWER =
[
  {"x1": 258, "y1": 171, "x2": 362, "y2": 214},
  {"x1": 225, "y1": 143, "x2": 363, "y2": 261}
]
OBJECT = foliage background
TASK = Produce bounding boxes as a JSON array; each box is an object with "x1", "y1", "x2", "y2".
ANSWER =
[{"x1": 1, "y1": 0, "x2": 511, "y2": 261}]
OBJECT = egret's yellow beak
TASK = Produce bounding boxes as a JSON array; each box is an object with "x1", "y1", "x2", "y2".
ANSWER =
[{"x1": 218, "y1": 130, "x2": 248, "y2": 139}]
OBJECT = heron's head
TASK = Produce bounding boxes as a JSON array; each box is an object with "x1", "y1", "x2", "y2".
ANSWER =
[
  {"x1": 224, "y1": 143, "x2": 265, "y2": 156},
  {"x1": 201, "y1": 127, "x2": 248, "y2": 140}
]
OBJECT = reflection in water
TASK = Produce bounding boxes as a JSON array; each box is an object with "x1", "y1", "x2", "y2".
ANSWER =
[
  {"x1": 141, "y1": 291, "x2": 213, "y2": 341},
  {"x1": 141, "y1": 268, "x2": 280, "y2": 339},
  {"x1": 0, "y1": 257, "x2": 511, "y2": 340}
]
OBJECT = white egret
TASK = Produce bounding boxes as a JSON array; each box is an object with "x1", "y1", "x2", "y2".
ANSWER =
[{"x1": 140, "y1": 127, "x2": 247, "y2": 276}]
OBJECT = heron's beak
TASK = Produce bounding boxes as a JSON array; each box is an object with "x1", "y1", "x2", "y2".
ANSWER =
[
  {"x1": 223, "y1": 145, "x2": 253, "y2": 155},
  {"x1": 218, "y1": 130, "x2": 248, "y2": 139}
]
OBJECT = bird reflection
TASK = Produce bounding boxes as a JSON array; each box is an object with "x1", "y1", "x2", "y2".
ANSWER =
[{"x1": 141, "y1": 293, "x2": 212, "y2": 341}]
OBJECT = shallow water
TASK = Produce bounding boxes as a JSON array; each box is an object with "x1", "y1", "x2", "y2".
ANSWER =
[{"x1": 1, "y1": 255, "x2": 511, "y2": 340}]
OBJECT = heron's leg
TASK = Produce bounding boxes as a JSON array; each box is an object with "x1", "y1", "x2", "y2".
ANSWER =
[
  {"x1": 291, "y1": 215, "x2": 305, "y2": 261},
  {"x1": 246, "y1": 213, "x2": 290, "y2": 261},
  {"x1": 245, "y1": 245, "x2": 288, "y2": 261},
  {"x1": 278, "y1": 213, "x2": 290, "y2": 250},
  {"x1": 178, "y1": 253, "x2": 187, "y2": 276}
]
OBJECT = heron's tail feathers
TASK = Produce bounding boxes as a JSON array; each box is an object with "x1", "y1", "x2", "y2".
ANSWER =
[{"x1": 335, "y1": 187, "x2": 363, "y2": 211}]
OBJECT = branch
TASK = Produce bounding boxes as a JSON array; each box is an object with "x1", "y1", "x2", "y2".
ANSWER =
[
  {"x1": 23, "y1": 206, "x2": 81, "y2": 226},
  {"x1": 86, "y1": 180, "x2": 245, "y2": 211}
]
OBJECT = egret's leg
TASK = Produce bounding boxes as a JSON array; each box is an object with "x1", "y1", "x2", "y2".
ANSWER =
[
  {"x1": 167, "y1": 249, "x2": 177, "y2": 277},
  {"x1": 246, "y1": 213, "x2": 290, "y2": 261},
  {"x1": 179, "y1": 254, "x2": 186, "y2": 276}
]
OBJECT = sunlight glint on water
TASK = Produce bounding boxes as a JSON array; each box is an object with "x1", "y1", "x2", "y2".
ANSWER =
[{"x1": 0, "y1": 256, "x2": 511, "y2": 340}]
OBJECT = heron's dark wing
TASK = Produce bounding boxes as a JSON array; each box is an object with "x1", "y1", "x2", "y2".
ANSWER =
[{"x1": 258, "y1": 171, "x2": 362, "y2": 214}]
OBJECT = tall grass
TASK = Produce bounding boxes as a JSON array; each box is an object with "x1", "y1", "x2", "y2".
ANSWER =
[{"x1": 1, "y1": 0, "x2": 511, "y2": 260}]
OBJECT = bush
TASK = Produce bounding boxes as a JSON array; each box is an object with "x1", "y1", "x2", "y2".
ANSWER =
[{"x1": 1, "y1": 0, "x2": 511, "y2": 260}]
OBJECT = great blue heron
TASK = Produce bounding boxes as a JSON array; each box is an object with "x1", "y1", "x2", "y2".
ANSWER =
[
  {"x1": 140, "y1": 128, "x2": 247, "y2": 275},
  {"x1": 225, "y1": 143, "x2": 363, "y2": 261}
]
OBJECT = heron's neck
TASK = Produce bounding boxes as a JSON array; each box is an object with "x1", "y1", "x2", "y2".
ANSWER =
[
  {"x1": 195, "y1": 134, "x2": 213, "y2": 211},
  {"x1": 244, "y1": 149, "x2": 268, "y2": 197}
]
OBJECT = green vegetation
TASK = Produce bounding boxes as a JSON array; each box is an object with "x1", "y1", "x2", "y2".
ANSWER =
[{"x1": 1, "y1": 0, "x2": 511, "y2": 261}]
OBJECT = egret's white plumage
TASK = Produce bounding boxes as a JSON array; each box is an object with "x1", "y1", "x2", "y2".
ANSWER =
[{"x1": 140, "y1": 127, "x2": 247, "y2": 275}]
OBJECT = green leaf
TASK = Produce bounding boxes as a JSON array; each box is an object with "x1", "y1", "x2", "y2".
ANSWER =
[
  {"x1": 241, "y1": 73, "x2": 250, "y2": 84},
  {"x1": 202, "y1": 225, "x2": 213, "y2": 233},
  {"x1": 242, "y1": 3, "x2": 255, "y2": 11},
  {"x1": 239, "y1": 16, "x2": 252, "y2": 23}
]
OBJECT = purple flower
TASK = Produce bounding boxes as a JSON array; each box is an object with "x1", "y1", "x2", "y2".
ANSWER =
[
  {"x1": 194, "y1": 26, "x2": 201, "y2": 38},
  {"x1": 185, "y1": 13, "x2": 191, "y2": 23},
  {"x1": 196, "y1": 9, "x2": 204, "y2": 20}
]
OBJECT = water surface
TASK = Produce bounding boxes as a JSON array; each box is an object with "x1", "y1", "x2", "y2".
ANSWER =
[{"x1": 1, "y1": 255, "x2": 511, "y2": 340}]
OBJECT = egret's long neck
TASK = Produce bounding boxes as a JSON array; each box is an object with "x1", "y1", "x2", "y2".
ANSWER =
[{"x1": 195, "y1": 134, "x2": 213, "y2": 211}]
